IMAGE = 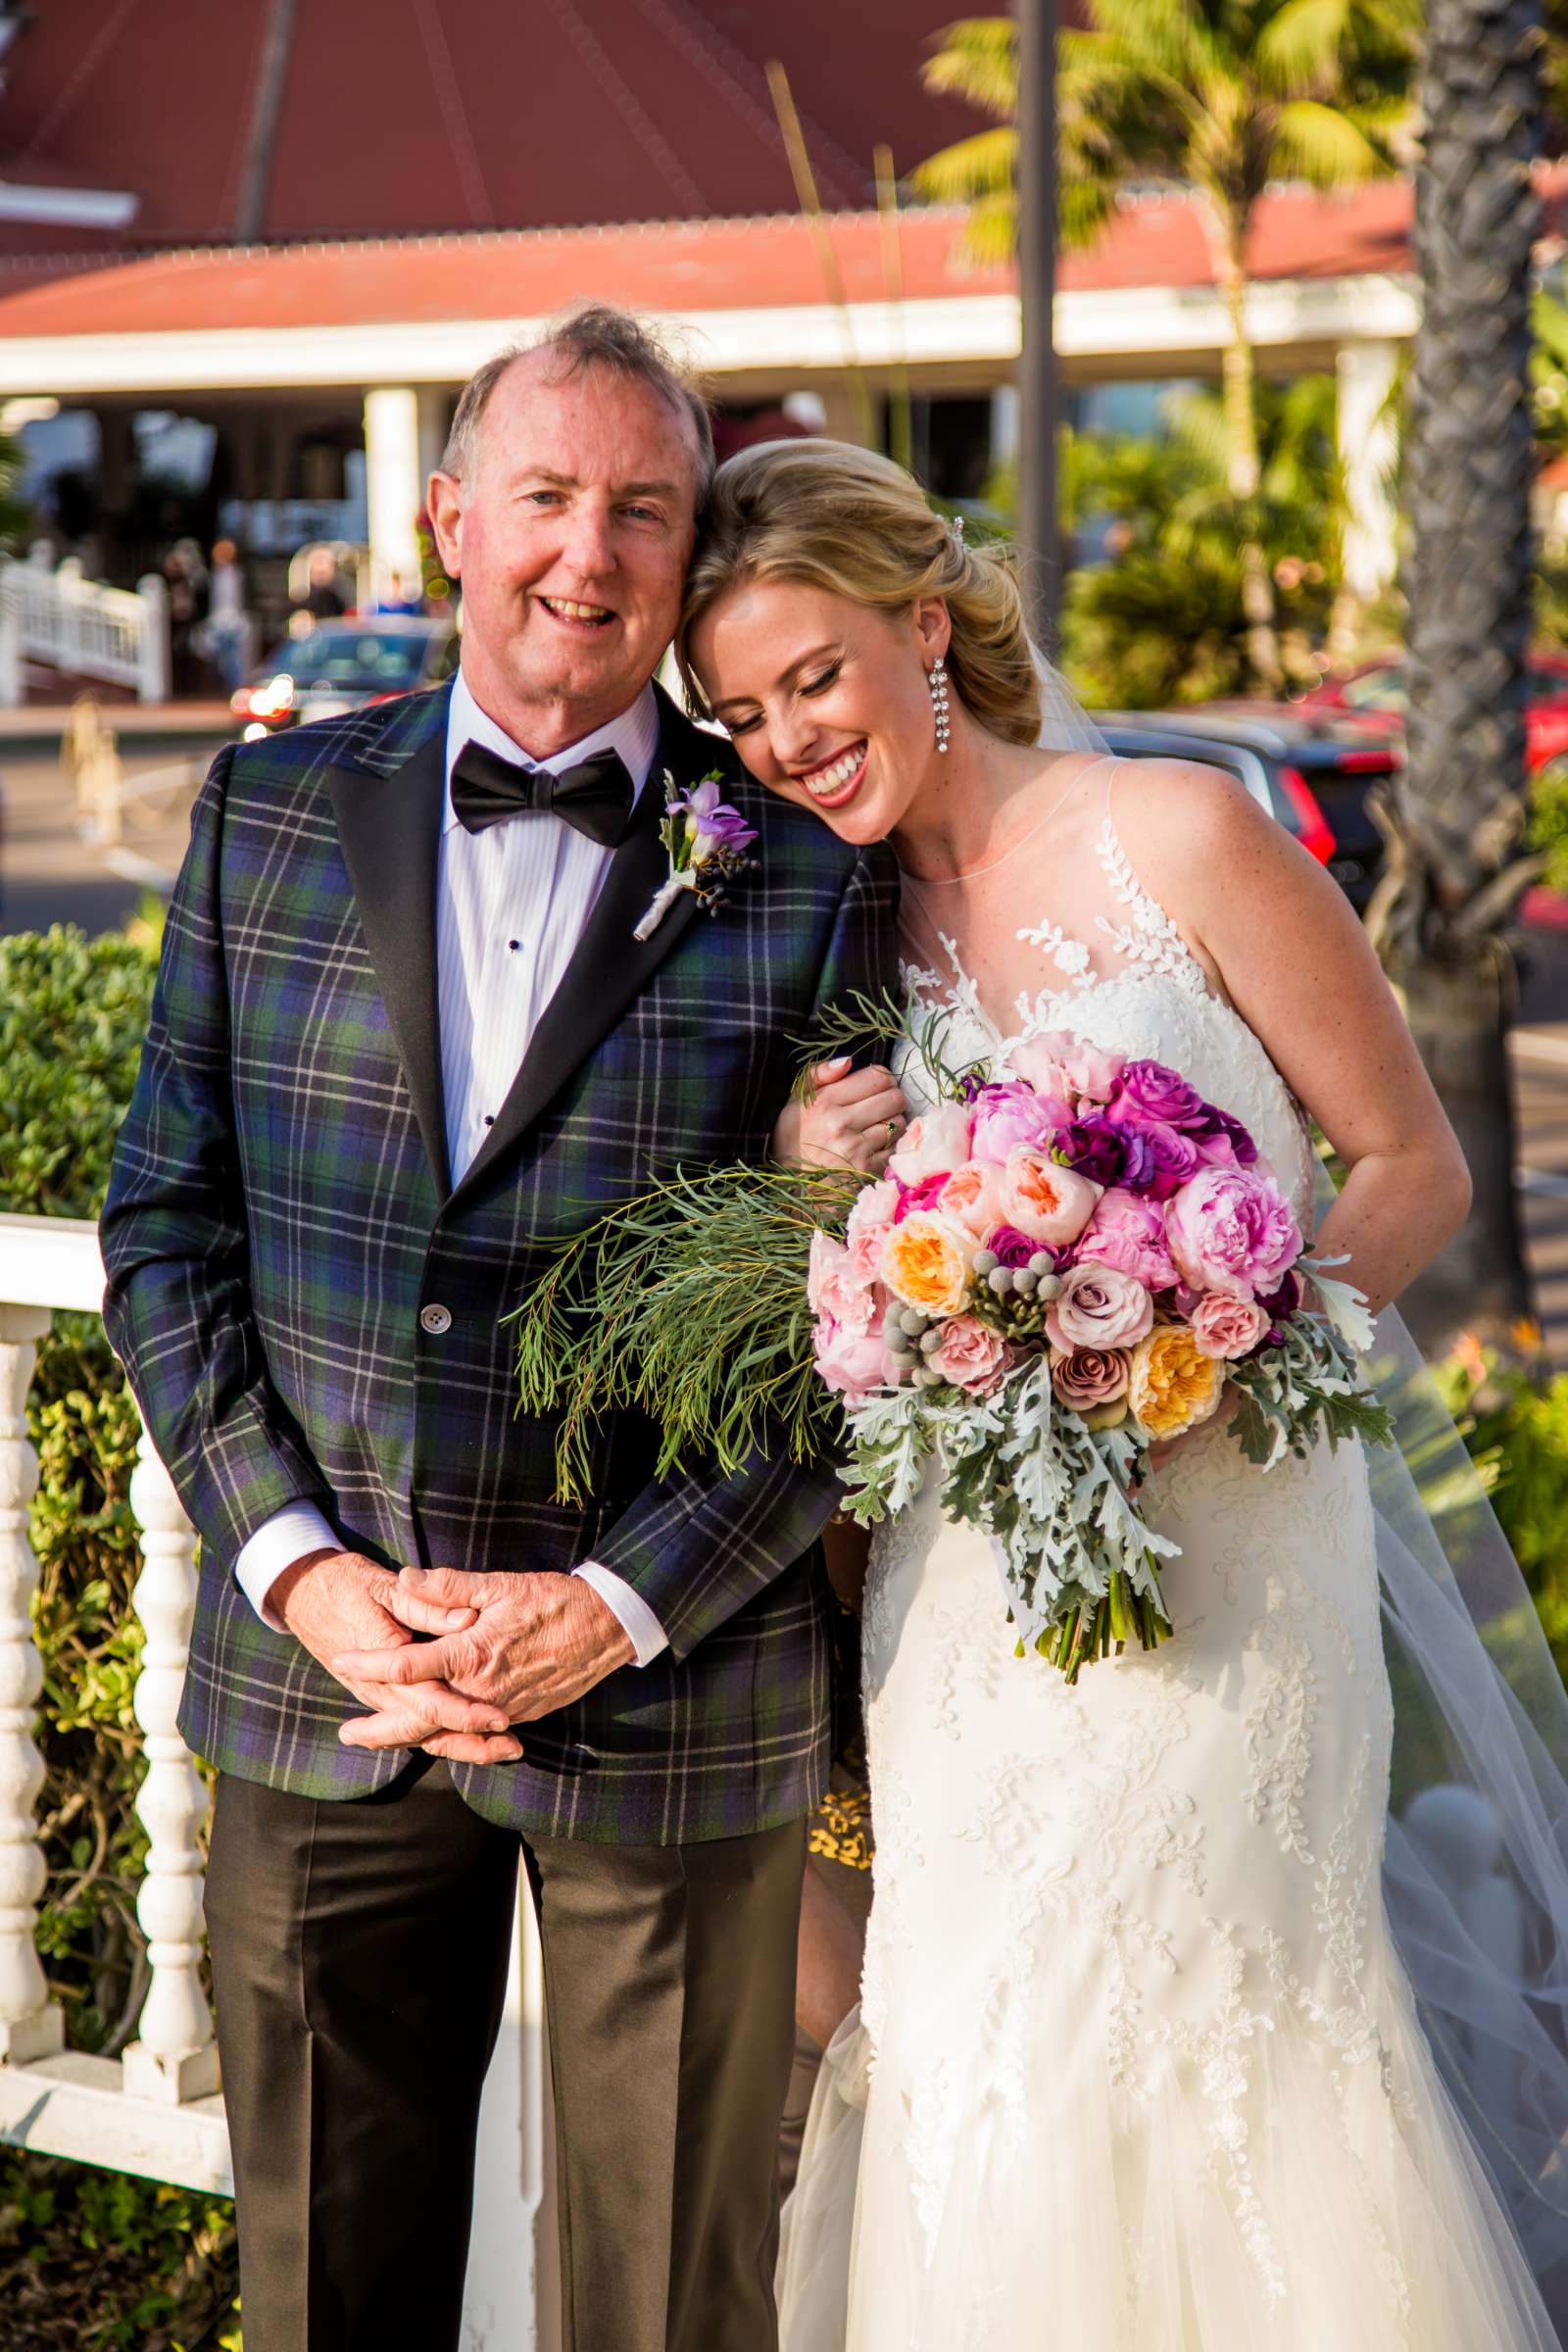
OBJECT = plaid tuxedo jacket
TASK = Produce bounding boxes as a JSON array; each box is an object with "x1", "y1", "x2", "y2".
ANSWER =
[{"x1": 101, "y1": 680, "x2": 900, "y2": 1843}]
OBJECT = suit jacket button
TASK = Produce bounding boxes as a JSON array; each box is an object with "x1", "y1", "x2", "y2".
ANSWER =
[{"x1": 419, "y1": 1302, "x2": 453, "y2": 1336}]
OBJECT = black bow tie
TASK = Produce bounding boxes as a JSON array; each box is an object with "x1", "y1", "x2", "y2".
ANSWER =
[{"x1": 450, "y1": 739, "x2": 636, "y2": 849}]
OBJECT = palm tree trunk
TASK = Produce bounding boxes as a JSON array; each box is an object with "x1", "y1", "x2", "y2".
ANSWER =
[
  {"x1": 1207, "y1": 203, "x2": 1285, "y2": 694},
  {"x1": 1373, "y1": 0, "x2": 1543, "y2": 1352}
]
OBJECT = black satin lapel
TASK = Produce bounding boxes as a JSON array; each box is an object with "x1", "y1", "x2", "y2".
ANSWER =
[
  {"x1": 327, "y1": 732, "x2": 451, "y2": 1196},
  {"x1": 447, "y1": 785, "x2": 700, "y2": 1204}
]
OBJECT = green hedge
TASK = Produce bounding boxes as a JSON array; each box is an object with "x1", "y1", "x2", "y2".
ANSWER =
[{"x1": 0, "y1": 924, "x2": 240, "y2": 2348}]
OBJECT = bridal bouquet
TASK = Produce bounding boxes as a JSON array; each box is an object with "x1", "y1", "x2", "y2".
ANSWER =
[{"x1": 514, "y1": 1004, "x2": 1391, "y2": 1680}]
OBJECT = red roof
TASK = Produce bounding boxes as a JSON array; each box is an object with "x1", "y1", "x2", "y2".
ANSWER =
[
  {"x1": 0, "y1": 0, "x2": 978, "y2": 258},
  {"x1": 0, "y1": 177, "x2": 1436, "y2": 344}
]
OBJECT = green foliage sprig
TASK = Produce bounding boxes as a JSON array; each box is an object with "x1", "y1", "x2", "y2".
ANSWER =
[
  {"x1": 789, "y1": 988, "x2": 985, "y2": 1105},
  {"x1": 514, "y1": 1162, "x2": 865, "y2": 1502}
]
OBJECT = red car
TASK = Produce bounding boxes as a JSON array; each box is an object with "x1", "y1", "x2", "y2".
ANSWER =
[{"x1": 1297, "y1": 653, "x2": 1568, "y2": 777}]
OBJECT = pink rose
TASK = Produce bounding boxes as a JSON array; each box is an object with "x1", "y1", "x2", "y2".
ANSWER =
[
  {"x1": 845, "y1": 1180, "x2": 899, "y2": 1284},
  {"x1": 928, "y1": 1313, "x2": 1011, "y2": 1395},
  {"x1": 999, "y1": 1146, "x2": 1102, "y2": 1248},
  {"x1": 1045, "y1": 1260, "x2": 1155, "y2": 1351},
  {"x1": 968, "y1": 1083, "x2": 1063, "y2": 1165},
  {"x1": 808, "y1": 1231, "x2": 877, "y2": 1335},
  {"x1": 888, "y1": 1102, "x2": 974, "y2": 1186},
  {"x1": 1049, "y1": 1344, "x2": 1131, "y2": 1411},
  {"x1": 938, "y1": 1159, "x2": 1010, "y2": 1242},
  {"x1": 1166, "y1": 1166, "x2": 1303, "y2": 1299},
  {"x1": 1028, "y1": 1029, "x2": 1128, "y2": 1106},
  {"x1": 812, "y1": 1317, "x2": 897, "y2": 1408},
  {"x1": 1190, "y1": 1291, "x2": 1271, "y2": 1360},
  {"x1": 1075, "y1": 1188, "x2": 1178, "y2": 1292}
]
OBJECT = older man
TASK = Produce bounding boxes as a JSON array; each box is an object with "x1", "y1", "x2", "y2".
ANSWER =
[{"x1": 102, "y1": 307, "x2": 899, "y2": 2352}]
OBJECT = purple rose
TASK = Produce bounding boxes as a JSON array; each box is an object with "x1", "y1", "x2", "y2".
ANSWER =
[
  {"x1": 1111, "y1": 1059, "x2": 1209, "y2": 1133},
  {"x1": 894, "y1": 1171, "x2": 950, "y2": 1222},
  {"x1": 985, "y1": 1224, "x2": 1045, "y2": 1270},
  {"x1": 1060, "y1": 1113, "x2": 1159, "y2": 1192},
  {"x1": 1139, "y1": 1122, "x2": 1200, "y2": 1201}
]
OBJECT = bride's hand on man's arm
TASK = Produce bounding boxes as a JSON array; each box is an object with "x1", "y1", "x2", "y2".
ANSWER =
[{"x1": 772, "y1": 1055, "x2": 909, "y2": 1177}]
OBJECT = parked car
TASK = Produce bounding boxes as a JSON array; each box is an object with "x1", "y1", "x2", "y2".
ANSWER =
[
  {"x1": 1296, "y1": 653, "x2": 1568, "y2": 780},
  {"x1": 230, "y1": 615, "x2": 458, "y2": 736},
  {"x1": 1099, "y1": 708, "x2": 1400, "y2": 911}
]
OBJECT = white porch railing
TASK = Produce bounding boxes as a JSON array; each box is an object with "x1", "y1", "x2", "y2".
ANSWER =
[
  {"x1": 0, "y1": 544, "x2": 171, "y2": 705},
  {"x1": 0, "y1": 1211, "x2": 558, "y2": 2348}
]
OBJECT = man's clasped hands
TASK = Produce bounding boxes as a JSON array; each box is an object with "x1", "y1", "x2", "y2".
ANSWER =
[{"x1": 272, "y1": 1548, "x2": 636, "y2": 1764}]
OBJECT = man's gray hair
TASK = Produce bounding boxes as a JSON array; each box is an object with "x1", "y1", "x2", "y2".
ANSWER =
[{"x1": 440, "y1": 304, "x2": 715, "y2": 504}]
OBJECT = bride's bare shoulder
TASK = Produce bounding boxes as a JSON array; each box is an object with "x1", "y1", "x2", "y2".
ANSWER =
[{"x1": 1103, "y1": 753, "x2": 1301, "y2": 904}]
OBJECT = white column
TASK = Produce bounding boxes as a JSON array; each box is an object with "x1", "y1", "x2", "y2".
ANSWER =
[
  {"x1": 813, "y1": 381, "x2": 872, "y2": 449},
  {"x1": 991, "y1": 382, "x2": 1022, "y2": 470},
  {"x1": 1337, "y1": 339, "x2": 1401, "y2": 605},
  {"x1": 417, "y1": 386, "x2": 451, "y2": 501},
  {"x1": 363, "y1": 385, "x2": 423, "y2": 606},
  {"x1": 135, "y1": 572, "x2": 171, "y2": 703},
  {"x1": 121, "y1": 1424, "x2": 219, "y2": 2103},
  {"x1": 0, "y1": 1305, "x2": 64, "y2": 2067}
]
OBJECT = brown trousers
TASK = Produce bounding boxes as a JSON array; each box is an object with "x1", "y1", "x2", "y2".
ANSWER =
[{"x1": 204, "y1": 1761, "x2": 806, "y2": 2352}]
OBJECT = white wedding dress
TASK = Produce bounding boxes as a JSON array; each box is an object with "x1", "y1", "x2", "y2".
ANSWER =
[{"x1": 778, "y1": 784, "x2": 1562, "y2": 2350}]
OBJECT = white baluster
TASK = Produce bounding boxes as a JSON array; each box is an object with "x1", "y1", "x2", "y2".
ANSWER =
[
  {"x1": 0, "y1": 1305, "x2": 64, "y2": 2066},
  {"x1": 122, "y1": 1425, "x2": 219, "y2": 2103}
]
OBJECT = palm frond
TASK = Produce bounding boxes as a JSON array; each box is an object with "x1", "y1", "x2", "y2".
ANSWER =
[
  {"x1": 921, "y1": 16, "x2": 1017, "y2": 118},
  {"x1": 1058, "y1": 176, "x2": 1124, "y2": 251},
  {"x1": 1269, "y1": 94, "x2": 1388, "y2": 183},
  {"x1": 950, "y1": 190, "x2": 1022, "y2": 270},
  {"x1": 910, "y1": 124, "x2": 1018, "y2": 207},
  {"x1": 1086, "y1": 0, "x2": 1229, "y2": 87},
  {"x1": 1254, "y1": 0, "x2": 1359, "y2": 88}
]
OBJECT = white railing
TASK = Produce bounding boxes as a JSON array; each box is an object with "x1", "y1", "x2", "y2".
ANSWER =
[
  {"x1": 0, "y1": 545, "x2": 171, "y2": 705},
  {"x1": 0, "y1": 1211, "x2": 557, "y2": 2347}
]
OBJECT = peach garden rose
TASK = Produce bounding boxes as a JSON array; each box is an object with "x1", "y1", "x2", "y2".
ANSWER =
[
  {"x1": 1000, "y1": 1146, "x2": 1102, "y2": 1249},
  {"x1": 1126, "y1": 1326, "x2": 1226, "y2": 1443},
  {"x1": 880, "y1": 1211, "x2": 972, "y2": 1318}
]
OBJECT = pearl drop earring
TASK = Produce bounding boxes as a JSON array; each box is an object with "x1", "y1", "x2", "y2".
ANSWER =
[{"x1": 929, "y1": 655, "x2": 951, "y2": 754}]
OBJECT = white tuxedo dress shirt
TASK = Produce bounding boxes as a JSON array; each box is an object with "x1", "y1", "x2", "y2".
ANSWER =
[{"x1": 232, "y1": 668, "x2": 670, "y2": 1664}]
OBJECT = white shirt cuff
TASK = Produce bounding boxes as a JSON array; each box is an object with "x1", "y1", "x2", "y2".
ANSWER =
[
  {"x1": 573, "y1": 1563, "x2": 668, "y2": 1665},
  {"x1": 234, "y1": 1501, "x2": 339, "y2": 1628}
]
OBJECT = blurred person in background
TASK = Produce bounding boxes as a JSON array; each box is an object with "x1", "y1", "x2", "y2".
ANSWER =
[{"x1": 197, "y1": 537, "x2": 252, "y2": 692}]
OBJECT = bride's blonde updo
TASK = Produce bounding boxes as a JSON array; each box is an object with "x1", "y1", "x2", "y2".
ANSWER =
[{"x1": 677, "y1": 438, "x2": 1044, "y2": 747}]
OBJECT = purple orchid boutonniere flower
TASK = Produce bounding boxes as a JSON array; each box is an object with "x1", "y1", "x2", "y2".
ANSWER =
[{"x1": 634, "y1": 767, "x2": 760, "y2": 942}]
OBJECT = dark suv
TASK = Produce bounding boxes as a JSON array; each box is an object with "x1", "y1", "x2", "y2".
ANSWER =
[{"x1": 1100, "y1": 707, "x2": 1398, "y2": 910}]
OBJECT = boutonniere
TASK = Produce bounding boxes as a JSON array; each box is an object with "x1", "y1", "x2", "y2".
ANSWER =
[{"x1": 633, "y1": 769, "x2": 760, "y2": 942}]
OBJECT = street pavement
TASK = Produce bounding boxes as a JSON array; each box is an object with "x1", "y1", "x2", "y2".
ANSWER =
[{"x1": 9, "y1": 722, "x2": 1568, "y2": 1362}]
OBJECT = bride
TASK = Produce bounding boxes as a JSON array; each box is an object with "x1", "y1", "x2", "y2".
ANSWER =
[{"x1": 679, "y1": 438, "x2": 1568, "y2": 2349}]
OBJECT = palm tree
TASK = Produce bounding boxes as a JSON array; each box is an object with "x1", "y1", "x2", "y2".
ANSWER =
[
  {"x1": 1367, "y1": 0, "x2": 1544, "y2": 1350},
  {"x1": 913, "y1": 3, "x2": 1416, "y2": 690}
]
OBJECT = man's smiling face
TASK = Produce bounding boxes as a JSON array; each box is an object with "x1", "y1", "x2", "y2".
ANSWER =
[{"x1": 428, "y1": 348, "x2": 701, "y2": 754}]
